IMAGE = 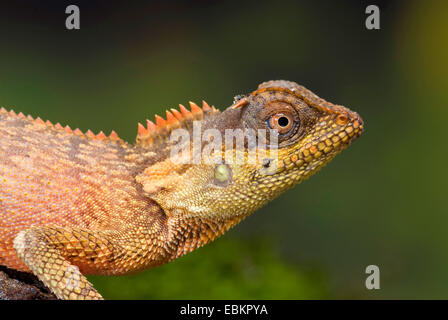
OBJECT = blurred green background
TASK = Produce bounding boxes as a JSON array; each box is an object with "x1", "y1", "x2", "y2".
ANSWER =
[{"x1": 0, "y1": 0, "x2": 447, "y2": 299}]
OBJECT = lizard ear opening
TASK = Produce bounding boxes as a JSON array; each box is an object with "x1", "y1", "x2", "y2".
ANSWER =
[{"x1": 213, "y1": 164, "x2": 232, "y2": 186}]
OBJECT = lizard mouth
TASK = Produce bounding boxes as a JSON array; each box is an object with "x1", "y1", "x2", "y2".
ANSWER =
[
  {"x1": 278, "y1": 110, "x2": 364, "y2": 177},
  {"x1": 328, "y1": 110, "x2": 364, "y2": 150}
]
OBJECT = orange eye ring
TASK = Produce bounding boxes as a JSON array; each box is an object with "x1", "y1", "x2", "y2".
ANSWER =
[{"x1": 268, "y1": 113, "x2": 294, "y2": 134}]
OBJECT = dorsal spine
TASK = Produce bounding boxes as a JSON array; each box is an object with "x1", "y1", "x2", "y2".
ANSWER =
[
  {"x1": 135, "y1": 100, "x2": 219, "y2": 146},
  {"x1": 0, "y1": 107, "x2": 124, "y2": 144}
]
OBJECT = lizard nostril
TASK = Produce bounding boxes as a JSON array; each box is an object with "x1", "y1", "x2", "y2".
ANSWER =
[{"x1": 336, "y1": 114, "x2": 348, "y2": 125}]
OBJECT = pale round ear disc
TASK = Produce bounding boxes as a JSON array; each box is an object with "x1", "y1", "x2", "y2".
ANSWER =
[{"x1": 214, "y1": 164, "x2": 232, "y2": 185}]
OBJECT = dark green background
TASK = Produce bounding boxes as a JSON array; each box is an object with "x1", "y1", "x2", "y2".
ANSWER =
[{"x1": 0, "y1": 0, "x2": 446, "y2": 299}]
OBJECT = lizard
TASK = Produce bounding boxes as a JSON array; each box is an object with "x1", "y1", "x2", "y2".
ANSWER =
[{"x1": 0, "y1": 80, "x2": 363, "y2": 300}]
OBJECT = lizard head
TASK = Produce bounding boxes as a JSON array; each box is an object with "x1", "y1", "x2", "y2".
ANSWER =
[{"x1": 136, "y1": 80, "x2": 363, "y2": 225}]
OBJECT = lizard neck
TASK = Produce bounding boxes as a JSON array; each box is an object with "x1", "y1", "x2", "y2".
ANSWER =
[{"x1": 165, "y1": 214, "x2": 245, "y2": 261}]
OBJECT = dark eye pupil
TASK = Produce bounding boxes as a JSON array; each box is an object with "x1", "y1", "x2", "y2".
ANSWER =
[{"x1": 278, "y1": 116, "x2": 289, "y2": 127}]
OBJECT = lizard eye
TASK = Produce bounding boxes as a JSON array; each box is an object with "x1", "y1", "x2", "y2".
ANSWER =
[{"x1": 268, "y1": 113, "x2": 295, "y2": 134}]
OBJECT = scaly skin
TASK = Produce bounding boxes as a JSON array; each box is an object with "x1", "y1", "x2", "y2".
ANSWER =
[{"x1": 0, "y1": 80, "x2": 363, "y2": 299}]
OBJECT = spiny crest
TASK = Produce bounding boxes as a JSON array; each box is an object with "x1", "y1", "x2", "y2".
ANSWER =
[
  {"x1": 136, "y1": 100, "x2": 219, "y2": 146},
  {"x1": 0, "y1": 107, "x2": 123, "y2": 143}
]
